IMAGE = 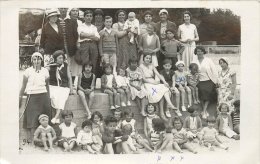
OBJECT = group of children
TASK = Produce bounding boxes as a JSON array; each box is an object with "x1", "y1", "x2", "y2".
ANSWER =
[{"x1": 33, "y1": 99, "x2": 240, "y2": 153}]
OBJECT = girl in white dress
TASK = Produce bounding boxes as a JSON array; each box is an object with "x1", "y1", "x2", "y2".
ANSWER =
[{"x1": 177, "y1": 11, "x2": 199, "y2": 70}]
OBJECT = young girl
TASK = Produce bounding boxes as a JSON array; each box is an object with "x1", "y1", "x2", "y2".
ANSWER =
[
  {"x1": 187, "y1": 63, "x2": 200, "y2": 104},
  {"x1": 139, "y1": 24, "x2": 160, "y2": 67},
  {"x1": 174, "y1": 61, "x2": 192, "y2": 111},
  {"x1": 144, "y1": 104, "x2": 159, "y2": 141},
  {"x1": 199, "y1": 116, "x2": 229, "y2": 151},
  {"x1": 171, "y1": 117, "x2": 198, "y2": 154},
  {"x1": 78, "y1": 62, "x2": 96, "y2": 119},
  {"x1": 123, "y1": 12, "x2": 140, "y2": 44},
  {"x1": 115, "y1": 67, "x2": 131, "y2": 107},
  {"x1": 149, "y1": 118, "x2": 172, "y2": 153},
  {"x1": 126, "y1": 57, "x2": 147, "y2": 116},
  {"x1": 121, "y1": 110, "x2": 154, "y2": 152},
  {"x1": 91, "y1": 111, "x2": 104, "y2": 147},
  {"x1": 121, "y1": 124, "x2": 139, "y2": 153},
  {"x1": 183, "y1": 106, "x2": 202, "y2": 142},
  {"x1": 114, "y1": 109, "x2": 123, "y2": 130},
  {"x1": 216, "y1": 103, "x2": 240, "y2": 140},
  {"x1": 33, "y1": 114, "x2": 56, "y2": 151},
  {"x1": 19, "y1": 52, "x2": 51, "y2": 144},
  {"x1": 231, "y1": 100, "x2": 240, "y2": 134},
  {"x1": 57, "y1": 110, "x2": 77, "y2": 152},
  {"x1": 101, "y1": 64, "x2": 120, "y2": 110},
  {"x1": 77, "y1": 119, "x2": 101, "y2": 154}
]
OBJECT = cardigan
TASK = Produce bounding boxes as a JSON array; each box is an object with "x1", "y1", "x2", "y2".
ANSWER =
[
  {"x1": 183, "y1": 116, "x2": 202, "y2": 130},
  {"x1": 139, "y1": 33, "x2": 160, "y2": 55},
  {"x1": 40, "y1": 22, "x2": 64, "y2": 55},
  {"x1": 216, "y1": 114, "x2": 233, "y2": 133}
]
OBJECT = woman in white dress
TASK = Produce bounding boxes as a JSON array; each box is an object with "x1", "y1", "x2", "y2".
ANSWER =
[{"x1": 177, "y1": 11, "x2": 199, "y2": 70}]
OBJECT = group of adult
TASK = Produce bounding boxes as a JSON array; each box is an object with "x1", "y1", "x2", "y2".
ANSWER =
[{"x1": 19, "y1": 8, "x2": 237, "y2": 143}]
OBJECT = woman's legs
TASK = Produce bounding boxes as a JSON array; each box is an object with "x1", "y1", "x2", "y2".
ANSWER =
[
  {"x1": 78, "y1": 90, "x2": 91, "y2": 117},
  {"x1": 202, "y1": 100, "x2": 210, "y2": 119}
]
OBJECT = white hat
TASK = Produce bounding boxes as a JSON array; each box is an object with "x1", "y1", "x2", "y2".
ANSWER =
[
  {"x1": 46, "y1": 8, "x2": 60, "y2": 18},
  {"x1": 175, "y1": 60, "x2": 185, "y2": 67},
  {"x1": 38, "y1": 114, "x2": 49, "y2": 121},
  {"x1": 31, "y1": 52, "x2": 43, "y2": 61},
  {"x1": 159, "y1": 9, "x2": 168, "y2": 15}
]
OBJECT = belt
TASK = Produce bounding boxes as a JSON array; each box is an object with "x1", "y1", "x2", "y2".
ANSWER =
[{"x1": 80, "y1": 40, "x2": 94, "y2": 44}]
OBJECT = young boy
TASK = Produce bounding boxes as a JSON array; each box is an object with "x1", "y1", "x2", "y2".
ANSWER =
[
  {"x1": 99, "y1": 16, "x2": 119, "y2": 74},
  {"x1": 161, "y1": 29, "x2": 184, "y2": 70},
  {"x1": 33, "y1": 114, "x2": 57, "y2": 151},
  {"x1": 160, "y1": 59, "x2": 181, "y2": 117}
]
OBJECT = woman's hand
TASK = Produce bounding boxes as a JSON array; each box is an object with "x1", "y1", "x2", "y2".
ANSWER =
[{"x1": 164, "y1": 82, "x2": 170, "y2": 88}]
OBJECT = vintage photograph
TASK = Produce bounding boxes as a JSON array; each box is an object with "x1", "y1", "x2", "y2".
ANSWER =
[{"x1": 18, "y1": 7, "x2": 241, "y2": 155}]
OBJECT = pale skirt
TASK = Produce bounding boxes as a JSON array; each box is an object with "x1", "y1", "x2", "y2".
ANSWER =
[
  {"x1": 143, "y1": 83, "x2": 169, "y2": 103},
  {"x1": 49, "y1": 85, "x2": 70, "y2": 110}
]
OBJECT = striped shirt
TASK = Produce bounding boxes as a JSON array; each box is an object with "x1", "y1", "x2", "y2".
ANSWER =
[{"x1": 231, "y1": 112, "x2": 240, "y2": 126}]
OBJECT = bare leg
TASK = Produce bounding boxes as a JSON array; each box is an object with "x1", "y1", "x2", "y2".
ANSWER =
[
  {"x1": 78, "y1": 90, "x2": 91, "y2": 115},
  {"x1": 88, "y1": 91, "x2": 95, "y2": 109},
  {"x1": 117, "y1": 88, "x2": 126, "y2": 106},
  {"x1": 121, "y1": 141, "x2": 132, "y2": 154},
  {"x1": 179, "y1": 87, "x2": 186, "y2": 107},
  {"x1": 104, "y1": 89, "x2": 114, "y2": 109},
  {"x1": 195, "y1": 87, "x2": 200, "y2": 103},
  {"x1": 125, "y1": 88, "x2": 131, "y2": 105},
  {"x1": 190, "y1": 86, "x2": 197, "y2": 104},
  {"x1": 174, "y1": 88, "x2": 180, "y2": 110},
  {"x1": 202, "y1": 101, "x2": 210, "y2": 118},
  {"x1": 53, "y1": 109, "x2": 61, "y2": 120},
  {"x1": 68, "y1": 141, "x2": 76, "y2": 151},
  {"x1": 186, "y1": 86, "x2": 192, "y2": 107},
  {"x1": 92, "y1": 144, "x2": 102, "y2": 152},
  {"x1": 104, "y1": 143, "x2": 114, "y2": 154},
  {"x1": 138, "y1": 139, "x2": 153, "y2": 152},
  {"x1": 157, "y1": 133, "x2": 172, "y2": 152},
  {"x1": 183, "y1": 143, "x2": 197, "y2": 154},
  {"x1": 46, "y1": 133, "x2": 53, "y2": 150},
  {"x1": 163, "y1": 91, "x2": 177, "y2": 109},
  {"x1": 113, "y1": 89, "x2": 120, "y2": 107},
  {"x1": 159, "y1": 98, "x2": 167, "y2": 121},
  {"x1": 172, "y1": 142, "x2": 183, "y2": 153},
  {"x1": 63, "y1": 142, "x2": 69, "y2": 152},
  {"x1": 41, "y1": 132, "x2": 48, "y2": 151}
]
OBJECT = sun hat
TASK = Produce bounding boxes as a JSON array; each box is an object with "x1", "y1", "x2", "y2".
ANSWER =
[
  {"x1": 219, "y1": 57, "x2": 229, "y2": 65},
  {"x1": 31, "y1": 52, "x2": 43, "y2": 61},
  {"x1": 175, "y1": 60, "x2": 185, "y2": 67},
  {"x1": 46, "y1": 8, "x2": 60, "y2": 18},
  {"x1": 38, "y1": 114, "x2": 49, "y2": 121},
  {"x1": 159, "y1": 9, "x2": 168, "y2": 15}
]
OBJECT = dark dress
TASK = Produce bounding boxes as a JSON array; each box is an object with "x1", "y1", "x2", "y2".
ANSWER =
[{"x1": 81, "y1": 73, "x2": 93, "y2": 89}]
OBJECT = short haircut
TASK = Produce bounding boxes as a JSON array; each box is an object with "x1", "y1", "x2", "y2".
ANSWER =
[
  {"x1": 104, "y1": 115, "x2": 117, "y2": 126},
  {"x1": 163, "y1": 58, "x2": 172, "y2": 65},
  {"x1": 189, "y1": 63, "x2": 199, "y2": 70},
  {"x1": 218, "y1": 102, "x2": 230, "y2": 112},
  {"x1": 52, "y1": 50, "x2": 65, "y2": 62},
  {"x1": 145, "y1": 103, "x2": 157, "y2": 113},
  {"x1": 128, "y1": 56, "x2": 139, "y2": 65},
  {"x1": 207, "y1": 116, "x2": 216, "y2": 123},
  {"x1": 115, "y1": 9, "x2": 126, "y2": 22},
  {"x1": 187, "y1": 105, "x2": 199, "y2": 114},
  {"x1": 165, "y1": 28, "x2": 176, "y2": 36},
  {"x1": 82, "y1": 61, "x2": 93, "y2": 72},
  {"x1": 143, "y1": 10, "x2": 153, "y2": 18},
  {"x1": 91, "y1": 111, "x2": 103, "y2": 122},
  {"x1": 123, "y1": 110, "x2": 134, "y2": 118},
  {"x1": 152, "y1": 118, "x2": 166, "y2": 132},
  {"x1": 104, "y1": 16, "x2": 113, "y2": 21},
  {"x1": 81, "y1": 119, "x2": 92, "y2": 129},
  {"x1": 143, "y1": 54, "x2": 152, "y2": 63},
  {"x1": 84, "y1": 10, "x2": 93, "y2": 17},
  {"x1": 128, "y1": 12, "x2": 136, "y2": 17},
  {"x1": 233, "y1": 100, "x2": 240, "y2": 108},
  {"x1": 172, "y1": 116, "x2": 183, "y2": 126},
  {"x1": 104, "y1": 63, "x2": 113, "y2": 71},
  {"x1": 116, "y1": 66, "x2": 126, "y2": 74},
  {"x1": 219, "y1": 58, "x2": 228, "y2": 65},
  {"x1": 61, "y1": 110, "x2": 74, "y2": 119},
  {"x1": 183, "y1": 10, "x2": 192, "y2": 21},
  {"x1": 194, "y1": 46, "x2": 206, "y2": 55}
]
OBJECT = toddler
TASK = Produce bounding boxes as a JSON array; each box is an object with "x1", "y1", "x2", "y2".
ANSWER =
[
  {"x1": 123, "y1": 12, "x2": 140, "y2": 44},
  {"x1": 121, "y1": 124, "x2": 139, "y2": 153},
  {"x1": 174, "y1": 61, "x2": 192, "y2": 111},
  {"x1": 115, "y1": 67, "x2": 131, "y2": 106},
  {"x1": 77, "y1": 119, "x2": 101, "y2": 154},
  {"x1": 199, "y1": 116, "x2": 229, "y2": 151},
  {"x1": 33, "y1": 114, "x2": 57, "y2": 151},
  {"x1": 99, "y1": 16, "x2": 119, "y2": 74},
  {"x1": 160, "y1": 29, "x2": 184, "y2": 70},
  {"x1": 101, "y1": 64, "x2": 120, "y2": 110},
  {"x1": 144, "y1": 104, "x2": 159, "y2": 140},
  {"x1": 171, "y1": 117, "x2": 198, "y2": 154},
  {"x1": 216, "y1": 103, "x2": 240, "y2": 140},
  {"x1": 77, "y1": 62, "x2": 96, "y2": 119},
  {"x1": 149, "y1": 118, "x2": 172, "y2": 153},
  {"x1": 91, "y1": 111, "x2": 104, "y2": 147},
  {"x1": 121, "y1": 110, "x2": 154, "y2": 152},
  {"x1": 160, "y1": 59, "x2": 181, "y2": 117},
  {"x1": 187, "y1": 63, "x2": 200, "y2": 104},
  {"x1": 57, "y1": 110, "x2": 77, "y2": 152},
  {"x1": 231, "y1": 100, "x2": 240, "y2": 134},
  {"x1": 183, "y1": 105, "x2": 202, "y2": 142},
  {"x1": 126, "y1": 57, "x2": 147, "y2": 116}
]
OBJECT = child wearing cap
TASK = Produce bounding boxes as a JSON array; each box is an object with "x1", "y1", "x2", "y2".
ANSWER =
[
  {"x1": 123, "y1": 12, "x2": 140, "y2": 44},
  {"x1": 174, "y1": 61, "x2": 192, "y2": 111},
  {"x1": 183, "y1": 105, "x2": 202, "y2": 143},
  {"x1": 33, "y1": 114, "x2": 57, "y2": 151},
  {"x1": 160, "y1": 28, "x2": 184, "y2": 71},
  {"x1": 57, "y1": 110, "x2": 77, "y2": 152}
]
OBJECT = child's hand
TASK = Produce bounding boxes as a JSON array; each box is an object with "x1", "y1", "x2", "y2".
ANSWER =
[
  {"x1": 170, "y1": 87, "x2": 175, "y2": 92},
  {"x1": 164, "y1": 83, "x2": 170, "y2": 88},
  {"x1": 76, "y1": 42, "x2": 80, "y2": 49}
]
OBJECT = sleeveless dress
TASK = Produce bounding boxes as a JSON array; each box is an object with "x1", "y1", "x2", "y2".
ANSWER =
[
  {"x1": 178, "y1": 23, "x2": 198, "y2": 70},
  {"x1": 139, "y1": 64, "x2": 169, "y2": 103},
  {"x1": 112, "y1": 22, "x2": 138, "y2": 68},
  {"x1": 81, "y1": 73, "x2": 93, "y2": 89}
]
